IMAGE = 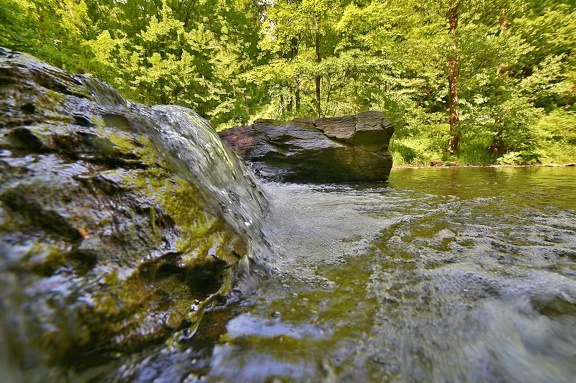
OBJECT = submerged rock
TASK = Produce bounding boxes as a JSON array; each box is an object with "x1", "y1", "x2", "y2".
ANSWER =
[
  {"x1": 0, "y1": 48, "x2": 268, "y2": 380},
  {"x1": 218, "y1": 111, "x2": 394, "y2": 183}
]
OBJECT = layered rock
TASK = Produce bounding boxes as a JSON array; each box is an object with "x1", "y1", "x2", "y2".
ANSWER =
[
  {"x1": 219, "y1": 111, "x2": 394, "y2": 183},
  {"x1": 0, "y1": 48, "x2": 268, "y2": 379}
]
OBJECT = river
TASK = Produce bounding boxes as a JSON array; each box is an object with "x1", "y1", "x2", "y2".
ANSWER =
[{"x1": 103, "y1": 166, "x2": 576, "y2": 383}]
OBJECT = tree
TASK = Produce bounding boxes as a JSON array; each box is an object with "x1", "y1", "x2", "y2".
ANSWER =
[
  {"x1": 257, "y1": 0, "x2": 345, "y2": 118},
  {"x1": 82, "y1": 0, "x2": 263, "y2": 124},
  {"x1": 447, "y1": 0, "x2": 461, "y2": 154}
]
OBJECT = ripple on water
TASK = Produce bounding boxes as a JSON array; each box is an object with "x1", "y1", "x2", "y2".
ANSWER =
[{"x1": 360, "y1": 260, "x2": 576, "y2": 381}]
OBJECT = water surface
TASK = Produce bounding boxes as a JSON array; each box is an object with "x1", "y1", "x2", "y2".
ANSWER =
[{"x1": 109, "y1": 167, "x2": 576, "y2": 383}]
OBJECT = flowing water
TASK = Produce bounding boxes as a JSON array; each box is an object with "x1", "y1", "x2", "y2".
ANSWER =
[{"x1": 104, "y1": 166, "x2": 576, "y2": 383}]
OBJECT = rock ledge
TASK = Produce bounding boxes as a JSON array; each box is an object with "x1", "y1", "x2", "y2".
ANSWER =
[{"x1": 219, "y1": 111, "x2": 394, "y2": 183}]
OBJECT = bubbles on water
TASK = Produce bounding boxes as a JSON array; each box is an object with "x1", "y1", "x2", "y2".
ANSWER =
[{"x1": 225, "y1": 313, "x2": 324, "y2": 340}]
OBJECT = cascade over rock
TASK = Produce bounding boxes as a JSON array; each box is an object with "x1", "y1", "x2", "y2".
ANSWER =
[
  {"x1": 218, "y1": 111, "x2": 394, "y2": 183},
  {"x1": 0, "y1": 48, "x2": 268, "y2": 379}
]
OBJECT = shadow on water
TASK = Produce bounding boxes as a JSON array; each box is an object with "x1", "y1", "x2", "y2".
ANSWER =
[{"x1": 93, "y1": 167, "x2": 576, "y2": 383}]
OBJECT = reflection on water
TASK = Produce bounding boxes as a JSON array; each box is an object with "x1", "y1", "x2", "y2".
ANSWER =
[{"x1": 104, "y1": 167, "x2": 576, "y2": 383}]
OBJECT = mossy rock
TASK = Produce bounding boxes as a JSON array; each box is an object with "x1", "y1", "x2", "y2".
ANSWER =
[{"x1": 0, "y1": 47, "x2": 267, "y2": 380}]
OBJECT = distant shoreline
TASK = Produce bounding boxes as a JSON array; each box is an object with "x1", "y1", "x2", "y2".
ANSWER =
[{"x1": 392, "y1": 163, "x2": 576, "y2": 169}]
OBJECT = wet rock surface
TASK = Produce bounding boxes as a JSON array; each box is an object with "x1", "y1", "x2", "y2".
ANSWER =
[
  {"x1": 0, "y1": 48, "x2": 267, "y2": 380},
  {"x1": 218, "y1": 111, "x2": 394, "y2": 183}
]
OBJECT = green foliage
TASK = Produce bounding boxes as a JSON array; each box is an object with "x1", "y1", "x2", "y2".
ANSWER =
[
  {"x1": 457, "y1": 138, "x2": 497, "y2": 166},
  {"x1": 392, "y1": 142, "x2": 419, "y2": 165},
  {"x1": 0, "y1": 0, "x2": 95, "y2": 71},
  {"x1": 496, "y1": 151, "x2": 542, "y2": 165},
  {"x1": 2, "y1": 0, "x2": 575, "y2": 165},
  {"x1": 532, "y1": 109, "x2": 576, "y2": 164},
  {"x1": 0, "y1": 1, "x2": 35, "y2": 49}
]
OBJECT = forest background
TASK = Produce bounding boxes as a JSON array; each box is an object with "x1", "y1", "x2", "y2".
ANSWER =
[{"x1": 1, "y1": 0, "x2": 575, "y2": 165}]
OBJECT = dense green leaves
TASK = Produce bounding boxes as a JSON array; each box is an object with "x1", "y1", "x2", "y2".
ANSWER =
[{"x1": 1, "y1": 0, "x2": 574, "y2": 164}]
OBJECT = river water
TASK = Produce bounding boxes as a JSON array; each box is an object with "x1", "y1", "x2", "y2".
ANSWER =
[{"x1": 106, "y1": 166, "x2": 576, "y2": 383}]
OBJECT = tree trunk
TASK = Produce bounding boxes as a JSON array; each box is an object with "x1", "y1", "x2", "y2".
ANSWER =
[
  {"x1": 291, "y1": 37, "x2": 301, "y2": 112},
  {"x1": 295, "y1": 81, "x2": 301, "y2": 111},
  {"x1": 492, "y1": 7, "x2": 509, "y2": 155},
  {"x1": 447, "y1": 2, "x2": 460, "y2": 155},
  {"x1": 489, "y1": 123, "x2": 504, "y2": 155},
  {"x1": 353, "y1": 72, "x2": 358, "y2": 113},
  {"x1": 314, "y1": 18, "x2": 321, "y2": 117},
  {"x1": 243, "y1": 90, "x2": 249, "y2": 118}
]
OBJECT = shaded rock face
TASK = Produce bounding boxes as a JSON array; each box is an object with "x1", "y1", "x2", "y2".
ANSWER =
[
  {"x1": 0, "y1": 48, "x2": 268, "y2": 379},
  {"x1": 218, "y1": 111, "x2": 394, "y2": 183}
]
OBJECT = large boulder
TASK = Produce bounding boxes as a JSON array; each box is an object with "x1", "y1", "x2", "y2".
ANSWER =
[
  {"x1": 218, "y1": 111, "x2": 394, "y2": 183},
  {"x1": 0, "y1": 48, "x2": 268, "y2": 381}
]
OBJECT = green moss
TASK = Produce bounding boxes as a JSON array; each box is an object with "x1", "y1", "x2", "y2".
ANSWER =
[
  {"x1": 101, "y1": 129, "x2": 140, "y2": 157},
  {"x1": 23, "y1": 242, "x2": 68, "y2": 272},
  {"x1": 109, "y1": 130, "x2": 244, "y2": 266}
]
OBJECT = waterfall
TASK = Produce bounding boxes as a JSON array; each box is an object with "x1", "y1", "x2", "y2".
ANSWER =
[{"x1": 78, "y1": 76, "x2": 271, "y2": 272}]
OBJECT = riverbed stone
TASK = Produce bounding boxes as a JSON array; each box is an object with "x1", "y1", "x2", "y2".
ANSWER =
[
  {"x1": 0, "y1": 48, "x2": 263, "y2": 377},
  {"x1": 219, "y1": 111, "x2": 394, "y2": 182}
]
